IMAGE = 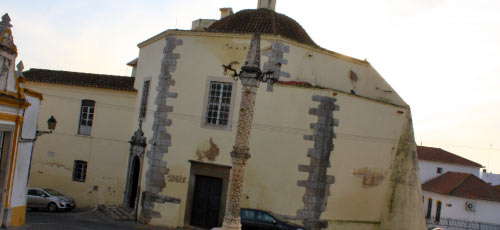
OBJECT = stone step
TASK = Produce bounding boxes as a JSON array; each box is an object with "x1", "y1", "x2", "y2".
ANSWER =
[{"x1": 97, "y1": 204, "x2": 136, "y2": 221}]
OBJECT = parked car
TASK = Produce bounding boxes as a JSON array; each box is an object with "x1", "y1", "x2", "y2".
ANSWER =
[
  {"x1": 27, "y1": 188, "x2": 76, "y2": 212},
  {"x1": 427, "y1": 227, "x2": 448, "y2": 230},
  {"x1": 240, "y1": 208, "x2": 304, "y2": 230}
]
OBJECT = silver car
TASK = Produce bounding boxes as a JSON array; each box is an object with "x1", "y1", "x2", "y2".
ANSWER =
[{"x1": 27, "y1": 188, "x2": 76, "y2": 212}]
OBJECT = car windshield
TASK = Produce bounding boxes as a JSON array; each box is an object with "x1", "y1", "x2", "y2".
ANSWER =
[{"x1": 43, "y1": 188, "x2": 64, "y2": 196}]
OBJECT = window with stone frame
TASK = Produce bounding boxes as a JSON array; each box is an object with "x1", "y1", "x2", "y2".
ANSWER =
[
  {"x1": 78, "y1": 100, "x2": 95, "y2": 136},
  {"x1": 139, "y1": 80, "x2": 151, "y2": 119},
  {"x1": 73, "y1": 160, "x2": 87, "y2": 182},
  {"x1": 205, "y1": 81, "x2": 233, "y2": 126}
]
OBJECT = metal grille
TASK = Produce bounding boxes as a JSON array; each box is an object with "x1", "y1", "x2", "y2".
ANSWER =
[
  {"x1": 206, "y1": 81, "x2": 232, "y2": 126},
  {"x1": 427, "y1": 217, "x2": 500, "y2": 230},
  {"x1": 78, "y1": 100, "x2": 95, "y2": 136},
  {"x1": 139, "y1": 80, "x2": 151, "y2": 119},
  {"x1": 73, "y1": 160, "x2": 87, "y2": 182}
]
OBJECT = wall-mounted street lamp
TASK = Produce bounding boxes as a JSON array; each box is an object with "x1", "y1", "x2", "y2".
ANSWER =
[
  {"x1": 21, "y1": 115, "x2": 57, "y2": 142},
  {"x1": 36, "y1": 116, "x2": 57, "y2": 136}
]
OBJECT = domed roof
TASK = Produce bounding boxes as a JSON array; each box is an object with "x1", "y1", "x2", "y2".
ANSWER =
[{"x1": 207, "y1": 9, "x2": 317, "y2": 47}]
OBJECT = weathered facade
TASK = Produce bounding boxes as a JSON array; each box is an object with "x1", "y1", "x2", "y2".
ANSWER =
[
  {"x1": 125, "y1": 1, "x2": 425, "y2": 230},
  {"x1": 24, "y1": 69, "x2": 137, "y2": 208},
  {"x1": 0, "y1": 13, "x2": 42, "y2": 227}
]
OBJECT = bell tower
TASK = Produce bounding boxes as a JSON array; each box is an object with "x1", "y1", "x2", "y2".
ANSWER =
[{"x1": 257, "y1": 0, "x2": 276, "y2": 11}]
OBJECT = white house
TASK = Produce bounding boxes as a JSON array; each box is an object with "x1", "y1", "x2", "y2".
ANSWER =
[
  {"x1": 418, "y1": 146, "x2": 500, "y2": 229},
  {"x1": 417, "y1": 146, "x2": 483, "y2": 183},
  {"x1": 481, "y1": 170, "x2": 500, "y2": 187}
]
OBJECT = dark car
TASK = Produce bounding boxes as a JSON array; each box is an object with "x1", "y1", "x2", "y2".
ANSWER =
[{"x1": 240, "y1": 208, "x2": 304, "y2": 230}]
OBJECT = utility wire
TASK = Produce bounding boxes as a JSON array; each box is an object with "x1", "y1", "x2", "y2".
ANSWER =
[{"x1": 37, "y1": 92, "x2": 498, "y2": 150}]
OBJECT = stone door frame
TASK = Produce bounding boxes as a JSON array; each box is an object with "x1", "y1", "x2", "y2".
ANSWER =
[
  {"x1": 184, "y1": 160, "x2": 231, "y2": 228},
  {"x1": 123, "y1": 125, "x2": 146, "y2": 216}
]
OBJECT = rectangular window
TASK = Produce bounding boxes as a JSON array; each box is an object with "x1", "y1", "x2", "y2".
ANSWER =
[
  {"x1": 437, "y1": 167, "x2": 443, "y2": 174},
  {"x1": 78, "y1": 100, "x2": 95, "y2": 136},
  {"x1": 205, "y1": 81, "x2": 232, "y2": 126},
  {"x1": 139, "y1": 80, "x2": 151, "y2": 119},
  {"x1": 73, "y1": 160, "x2": 87, "y2": 182}
]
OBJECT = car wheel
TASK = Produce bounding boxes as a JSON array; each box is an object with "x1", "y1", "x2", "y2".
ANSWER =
[{"x1": 48, "y1": 203, "x2": 58, "y2": 212}]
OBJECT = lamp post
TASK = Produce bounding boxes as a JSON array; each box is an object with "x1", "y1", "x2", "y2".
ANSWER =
[
  {"x1": 220, "y1": 33, "x2": 276, "y2": 230},
  {"x1": 21, "y1": 116, "x2": 57, "y2": 142},
  {"x1": 36, "y1": 116, "x2": 57, "y2": 136}
]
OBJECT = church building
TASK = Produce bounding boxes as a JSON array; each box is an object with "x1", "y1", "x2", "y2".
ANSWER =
[{"x1": 123, "y1": 1, "x2": 425, "y2": 229}]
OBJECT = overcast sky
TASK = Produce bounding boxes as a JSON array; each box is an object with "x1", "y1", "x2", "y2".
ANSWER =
[{"x1": 4, "y1": 0, "x2": 500, "y2": 172}]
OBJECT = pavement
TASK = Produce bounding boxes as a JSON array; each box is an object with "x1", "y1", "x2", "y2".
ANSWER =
[{"x1": 8, "y1": 208, "x2": 182, "y2": 230}]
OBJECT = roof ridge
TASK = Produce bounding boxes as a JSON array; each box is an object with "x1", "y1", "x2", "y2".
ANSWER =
[
  {"x1": 449, "y1": 173, "x2": 474, "y2": 195},
  {"x1": 28, "y1": 68, "x2": 130, "y2": 78},
  {"x1": 417, "y1": 146, "x2": 483, "y2": 167}
]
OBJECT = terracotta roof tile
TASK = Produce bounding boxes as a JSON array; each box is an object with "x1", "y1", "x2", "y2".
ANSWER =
[
  {"x1": 24, "y1": 69, "x2": 136, "y2": 92},
  {"x1": 422, "y1": 172, "x2": 500, "y2": 202},
  {"x1": 208, "y1": 9, "x2": 317, "y2": 47},
  {"x1": 417, "y1": 146, "x2": 483, "y2": 168}
]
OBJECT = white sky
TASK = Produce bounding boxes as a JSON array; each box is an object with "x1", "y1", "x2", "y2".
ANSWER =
[{"x1": 4, "y1": 0, "x2": 500, "y2": 172}]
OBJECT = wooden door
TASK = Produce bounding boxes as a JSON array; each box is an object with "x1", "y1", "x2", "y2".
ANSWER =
[{"x1": 190, "y1": 175, "x2": 222, "y2": 229}]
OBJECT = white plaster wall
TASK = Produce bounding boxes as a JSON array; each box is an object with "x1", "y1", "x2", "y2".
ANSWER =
[
  {"x1": 419, "y1": 160, "x2": 480, "y2": 183},
  {"x1": 423, "y1": 191, "x2": 500, "y2": 225},
  {"x1": 481, "y1": 172, "x2": 500, "y2": 186},
  {"x1": 10, "y1": 95, "x2": 40, "y2": 207}
]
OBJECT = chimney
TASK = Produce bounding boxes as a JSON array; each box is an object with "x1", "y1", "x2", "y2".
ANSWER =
[
  {"x1": 220, "y1": 8, "x2": 234, "y2": 19},
  {"x1": 257, "y1": 0, "x2": 276, "y2": 11},
  {"x1": 191, "y1": 19, "x2": 216, "y2": 31}
]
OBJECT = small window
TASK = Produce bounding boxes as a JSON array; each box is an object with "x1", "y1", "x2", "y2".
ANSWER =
[
  {"x1": 73, "y1": 160, "x2": 87, "y2": 182},
  {"x1": 426, "y1": 198, "x2": 433, "y2": 219},
  {"x1": 205, "y1": 81, "x2": 233, "y2": 126},
  {"x1": 27, "y1": 189, "x2": 38, "y2": 196},
  {"x1": 257, "y1": 212, "x2": 275, "y2": 223},
  {"x1": 139, "y1": 80, "x2": 151, "y2": 119},
  {"x1": 437, "y1": 167, "x2": 443, "y2": 174},
  {"x1": 78, "y1": 100, "x2": 95, "y2": 136},
  {"x1": 241, "y1": 210, "x2": 256, "y2": 220}
]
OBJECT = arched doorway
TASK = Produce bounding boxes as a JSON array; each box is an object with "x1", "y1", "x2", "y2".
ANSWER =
[{"x1": 128, "y1": 156, "x2": 140, "y2": 209}]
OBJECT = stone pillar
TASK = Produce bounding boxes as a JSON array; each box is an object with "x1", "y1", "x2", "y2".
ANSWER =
[
  {"x1": 220, "y1": 33, "x2": 261, "y2": 230},
  {"x1": 222, "y1": 85, "x2": 257, "y2": 230}
]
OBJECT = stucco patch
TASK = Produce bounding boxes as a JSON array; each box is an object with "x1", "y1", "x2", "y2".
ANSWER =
[
  {"x1": 195, "y1": 138, "x2": 220, "y2": 161},
  {"x1": 44, "y1": 162, "x2": 71, "y2": 171},
  {"x1": 353, "y1": 167, "x2": 386, "y2": 187}
]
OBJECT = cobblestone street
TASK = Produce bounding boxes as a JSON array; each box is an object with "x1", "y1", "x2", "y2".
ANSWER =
[{"x1": 9, "y1": 208, "x2": 179, "y2": 230}]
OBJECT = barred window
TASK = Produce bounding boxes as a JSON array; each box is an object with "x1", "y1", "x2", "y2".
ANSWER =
[
  {"x1": 78, "y1": 100, "x2": 95, "y2": 136},
  {"x1": 73, "y1": 160, "x2": 87, "y2": 182},
  {"x1": 205, "y1": 81, "x2": 232, "y2": 126},
  {"x1": 139, "y1": 80, "x2": 151, "y2": 119}
]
